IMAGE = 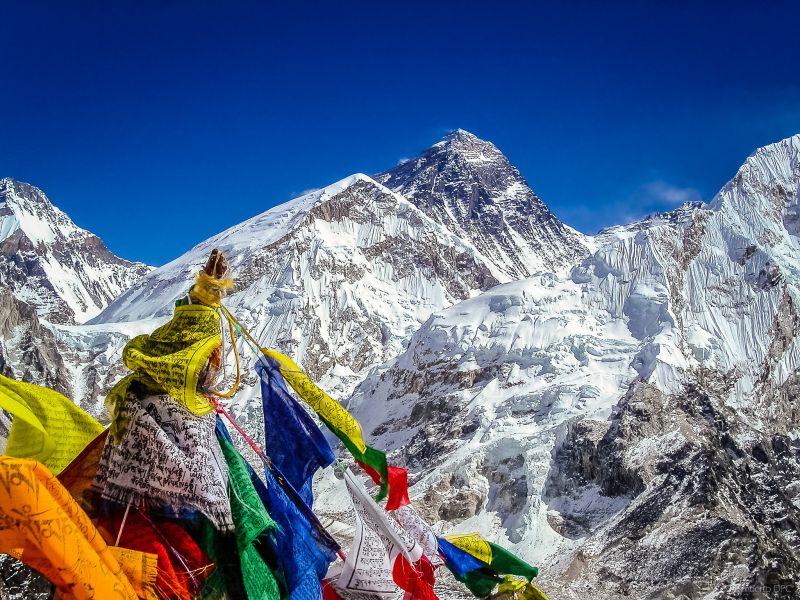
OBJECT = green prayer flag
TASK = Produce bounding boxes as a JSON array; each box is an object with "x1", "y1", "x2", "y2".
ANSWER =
[
  {"x1": 487, "y1": 542, "x2": 539, "y2": 581},
  {"x1": 217, "y1": 434, "x2": 281, "y2": 600}
]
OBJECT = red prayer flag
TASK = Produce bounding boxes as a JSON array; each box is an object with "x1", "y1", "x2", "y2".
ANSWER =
[
  {"x1": 393, "y1": 554, "x2": 438, "y2": 600},
  {"x1": 357, "y1": 461, "x2": 411, "y2": 510}
]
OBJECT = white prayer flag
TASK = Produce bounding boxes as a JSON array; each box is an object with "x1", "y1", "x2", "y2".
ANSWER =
[
  {"x1": 336, "y1": 469, "x2": 423, "y2": 599},
  {"x1": 393, "y1": 504, "x2": 443, "y2": 567}
]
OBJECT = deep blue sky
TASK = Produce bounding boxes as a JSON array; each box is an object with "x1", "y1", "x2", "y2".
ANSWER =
[{"x1": 2, "y1": 1, "x2": 799, "y2": 266}]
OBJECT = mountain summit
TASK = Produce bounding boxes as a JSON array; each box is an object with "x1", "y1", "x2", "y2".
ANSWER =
[
  {"x1": 91, "y1": 131, "x2": 592, "y2": 393},
  {"x1": 376, "y1": 130, "x2": 589, "y2": 278},
  {"x1": 0, "y1": 178, "x2": 150, "y2": 323}
]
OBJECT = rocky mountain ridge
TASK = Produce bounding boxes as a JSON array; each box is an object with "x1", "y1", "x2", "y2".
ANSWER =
[
  {"x1": 0, "y1": 178, "x2": 150, "y2": 324},
  {"x1": 376, "y1": 130, "x2": 590, "y2": 279}
]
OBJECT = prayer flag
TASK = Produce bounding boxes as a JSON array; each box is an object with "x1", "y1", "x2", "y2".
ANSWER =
[
  {"x1": 336, "y1": 470, "x2": 436, "y2": 600},
  {"x1": 497, "y1": 577, "x2": 550, "y2": 600},
  {"x1": 261, "y1": 348, "x2": 391, "y2": 501},
  {"x1": 483, "y1": 542, "x2": 539, "y2": 582},
  {"x1": 262, "y1": 464, "x2": 339, "y2": 600},
  {"x1": 439, "y1": 533, "x2": 539, "y2": 598},
  {"x1": 393, "y1": 504, "x2": 442, "y2": 567},
  {"x1": 445, "y1": 534, "x2": 538, "y2": 581},
  {"x1": 444, "y1": 533, "x2": 492, "y2": 565},
  {"x1": 0, "y1": 374, "x2": 104, "y2": 474},
  {"x1": 0, "y1": 456, "x2": 155, "y2": 600},
  {"x1": 261, "y1": 349, "x2": 366, "y2": 452},
  {"x1": 99, "y1": 510, "x2": 211, "y2": 600},
  {"x1": 257, "y1": 357, "x2": 334, "y2": 506},
  {"x1": 436, "y1": 537, "x2": 485, "y2": 578},
  {"x1": 215, "y1": 431, "x2": 281, "y2": 600},
  {"x1": 106, "y1": 304, "x2": 222, "y2": 441},
  {"x1": 359, "y1": 462, "x2": 410, "y2": 511},
  {"x1": 217, "y1": 420, "x2": 339, "y2": 600}
]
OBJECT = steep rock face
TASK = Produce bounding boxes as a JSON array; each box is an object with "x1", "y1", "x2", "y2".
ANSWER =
[
  {"x1": 545, "y1": 378, "x2": 800, "y2": 599},
  {"x1": 0, "y1": 178, "x2": 150, "y2": 324},
  {"x1": 376, "y1": 130, "x2": 590, "y2": 279},
  {"x1": 0, "y1": 289, "x2": 71, "y2": 396}
]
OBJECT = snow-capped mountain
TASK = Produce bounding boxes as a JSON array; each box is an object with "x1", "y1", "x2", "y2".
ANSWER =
[
  {"x1": 346, "y1": 134, "x2": 800, "y2": 598},
  {"x1": 3, "y1": 131, "x2": 800, "y2": 599},
  {"x1": 90, "y1": 173, "x2": 503, "y2": 402},
  {"x1": 87, "y1": 130, "x2": 591, "y2": 403},
  {"x1": 376, "y1": 130, "x2": 590, "y2": 279},
  {"x1": 0, "y1": 178, "x2": 150, "y2": 324}
]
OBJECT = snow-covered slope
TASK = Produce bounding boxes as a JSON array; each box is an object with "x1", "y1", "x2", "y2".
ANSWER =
[
  {"x1": 91, "y1": 173, "x2": 503, "y2": 399},
  {"x1": 346, "y1": 134, "x2": 800, "y2": 599},
  {"x1": 0, "y1": 178, "x2": 150, "y2": 324},
  {"x1": 376, "y1": 130, "x2": 590, "y2": 279}
]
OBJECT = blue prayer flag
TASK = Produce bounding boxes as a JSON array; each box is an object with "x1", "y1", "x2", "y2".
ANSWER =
[
  {"x1": 262, "y1": 464, "x2": 339, "y2": 600},
  {"x1": 215, "y1": 419, "x2": 339, "y2": 600},
  {"x1": 257, "y1": 357, "x2": 335, "y2": 506},
  {"x1": 437, "y1": 537, "x2": 486, "y2": 577}
]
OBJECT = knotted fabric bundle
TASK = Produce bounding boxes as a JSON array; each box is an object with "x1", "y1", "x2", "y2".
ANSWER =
[{"x1": 105, "y1": 304, "x2": 222, "y2": 441}]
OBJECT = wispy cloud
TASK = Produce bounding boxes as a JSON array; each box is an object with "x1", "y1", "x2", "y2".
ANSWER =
[
  {"x1": 638, "y1": 180, "x2": 702, "y2": 207},
  {"x1": 613, "y1": 180, "x2": 704, "y2": 225}
]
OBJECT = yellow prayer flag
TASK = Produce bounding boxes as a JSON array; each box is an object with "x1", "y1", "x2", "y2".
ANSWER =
[
  {"x1": 105, "y1": 304, "x2": 223, "y2": 441},
  {"x1": 498, "y1": 576, "x2": 550, "y2": 599},
  {"x1": 444, "y1": 533, "x2": 494, "y2": 565},
  {"x1": 261, "y1": 348, "x2": 368, "y2": 454},
  {"x1": 518, "y1": 583, "x2": 550, "y2": 600},
  {"x1": 109, "y1": 546, "x2": 160, "y2": 600},
  {"x1": 120, "y1": 304, "x2": 221, "y2": 414},
  {"x1": 0, "y1": 375, "x2": 104, "y2": 474}
]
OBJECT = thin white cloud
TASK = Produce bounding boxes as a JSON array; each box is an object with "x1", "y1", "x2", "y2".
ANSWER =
[
  {"x1": 612, "y1": 180, "x2": 704, "y2": 226},
  {"x1": 638, "y1": 180, "x2": 702, "y2": 207}
]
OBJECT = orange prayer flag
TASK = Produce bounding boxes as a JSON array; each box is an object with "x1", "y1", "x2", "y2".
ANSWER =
[{"x1": 0, "y1": 456, "x2": 156, "y2": 600}]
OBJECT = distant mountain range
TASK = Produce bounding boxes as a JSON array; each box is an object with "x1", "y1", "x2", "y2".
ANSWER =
[
  {"x1": 2, "y1": 131, "x2": 799, "y2": 599},
  {"x1": 0, "y1": 178, "x2": 150, "y2": 324}
]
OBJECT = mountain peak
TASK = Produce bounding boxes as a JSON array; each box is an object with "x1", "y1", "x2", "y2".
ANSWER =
[
  {"x1": 0, "y1": 178, "x2": 53, "y2": 209},
  {"x1": 428, "y1": 129, "x2": 505, "y2": 162},
  {"x1": 0, "y1": 177, "x2": 81, "y2": 246},
  {"x1": 707, "y1": 133, "x2": 800, "y2": 244},
  {"x1": 0, "y1": 179, "x2": 150, "y2": 324},
  {"x1": 375, "y1": 132, "x2": 589, "y2": 278},
  {"x1": 437, "y1": 128, "x2": 481, "y2": 144}
]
